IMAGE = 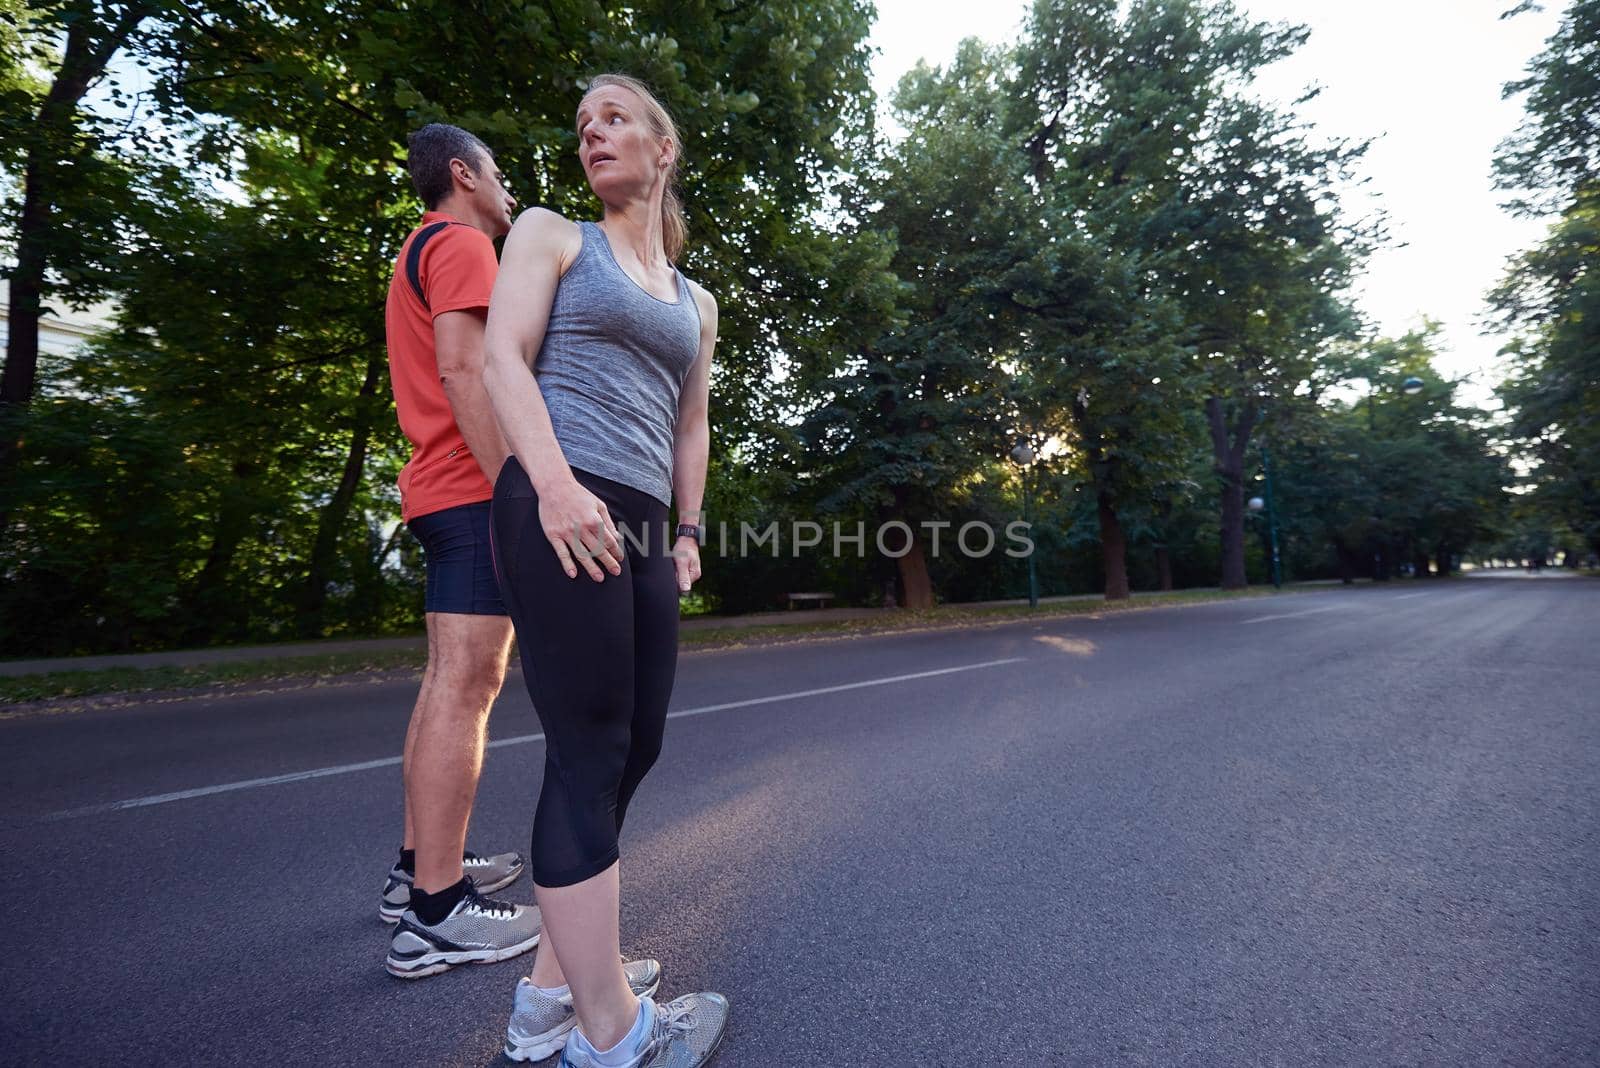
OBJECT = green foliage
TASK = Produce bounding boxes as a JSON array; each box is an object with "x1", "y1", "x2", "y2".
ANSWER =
[
  {"x1": 1, "y1": 167, "x2": 423, "y2": 652},
  {"x1": 1492, "y1": 0, "x2": 1600, "y2": 556},
  {"x1": 1268, "y1": 326, "x2": 1509, "y2": 580},
  {"x1": 1494, "y1": 0, "x2": 1600, "y2": 219},
  {"x1": 4, "y1": 0, "x2": 896, "y2": 653},
  {"x1": 806, "y1": 43, "x2": 1016, "y2": 509},
  {"x1": 803, "y1": 0, "x2": 1382, "y2": 602},
  {"x1": 1002, "y1": 0, "x2": 1378, "y2": 590},
  {"x1": 0, "y1": 0, "x2": 1529, "y2": 654},
  {"x1": 0, "y1": 2, "x2": 193, "y2": 309},
  {"x1": 158, "y1": 0, "x2": 889, "y2": 451}
]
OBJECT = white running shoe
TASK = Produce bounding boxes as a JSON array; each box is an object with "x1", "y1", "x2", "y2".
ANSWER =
[
  {"x1": 557, "y1": 992, "x2": 731, "y2": 1068},
  {"x1": 504, "y1": 958, "x2": 664, "y2": 1062}
]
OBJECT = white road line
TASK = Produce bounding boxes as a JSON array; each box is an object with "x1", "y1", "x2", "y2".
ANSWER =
[
  {"x1": 46, "y1": 657, "x2": 1026, "y2": 820},
  {"x1": 1239, "y1": 605, "x2": 1346, "y2": 625},
  {"x1": 649, "y1": 657, "x2": 1026, "y2": 719},
  {"x1": 1392, "y1": 592, "x2": 1427, "y2": 601},
  {"x1": 46, "y1": 756, "x2": 408, "y2": 818}
]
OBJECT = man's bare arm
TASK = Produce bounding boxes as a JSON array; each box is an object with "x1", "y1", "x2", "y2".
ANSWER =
[{"x1": 436, "y1": 308, "x2": 510, "y2": 485}]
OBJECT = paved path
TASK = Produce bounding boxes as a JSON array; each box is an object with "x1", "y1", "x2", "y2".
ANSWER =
[{"x1": 1, "y1": 571, "x2": 1594, "y2": 1065}]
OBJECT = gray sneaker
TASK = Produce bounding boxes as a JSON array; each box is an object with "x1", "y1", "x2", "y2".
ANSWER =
[
  {"x1": 558, "y1": 992, "x2": 731, "y2": 1068},
  {"x1": 384, "y1": 880, "x2": 541, "y2": 979},
  {"x1": 503, "y1": 958, "x2": 664, "y2": 1062},
  {"x1": 379, "y1": 850, "x2": 525, "y2": 923}
]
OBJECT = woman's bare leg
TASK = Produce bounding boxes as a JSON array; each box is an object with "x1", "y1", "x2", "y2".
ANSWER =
[{"x1": 533, "y1": 861, "x2": 637, "y2": 1047}]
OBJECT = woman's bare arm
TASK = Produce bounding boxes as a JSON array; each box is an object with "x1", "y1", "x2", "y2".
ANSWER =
[
  {"x1": 483, "y1": 208, "x2": 621, "y2": 581},
  {"x1": 670, "y1": 282, "x2": 717, "y2": 592}
]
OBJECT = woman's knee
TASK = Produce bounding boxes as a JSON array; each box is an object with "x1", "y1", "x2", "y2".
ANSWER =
[
  {"x1": 625, "y1": 730, "x2": 663, "y2": 780},
  {"x1": 530, "y1": 772, "x2": 625, "y2": 885}
]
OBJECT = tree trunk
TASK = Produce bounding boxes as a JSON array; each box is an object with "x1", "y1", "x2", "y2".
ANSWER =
[
  {"x1": 1219, "y1": 478, "x2": 1246, "y2": 587},
  {"x1": 1097, "y1": 488, "x2": 1130, "y2": 600},
  {"x1": 183, "y1": 459, "x2": 262, "y2": 644},
  {"x1": 0, "y1": 246, "x2": 43, "y2": 541},
  {"x1": 349, "y1": 516, "x2": 393, "y2": 633},
  {"x1": 1412, "y1": 549, "x2": 1432, "y2": 578},
  {"x1": 895, "y1": 537, "x2": 935, "y2": 610},
  {"x1": 1435, "y1": 544, "x2": 1451, "y2": 577},
  {"x1": 1373, "y1": 537, "x2": 1392, "y2": 581},
  {"x1": 1334, "y1": 539, "x2": 1357, "y2": 584},
  {"x1": 0, "y1": 7, "x2": 151, "y2": 543},
  {"x1": 1206, "y1": 396, "x2": 1255, "y2": 589},
  {"x1": 884, "y1": 486, "x2": 934, "y2": 610},
  {"x1": 298, "y1": 353, "x2": 385, "y2": 636},
  {"x1": 1152, "y1": 497, "x2": 1174, "y2": 591},
  {"x1": 373, "y1": 517, "x2": 407, "y2": 571}
]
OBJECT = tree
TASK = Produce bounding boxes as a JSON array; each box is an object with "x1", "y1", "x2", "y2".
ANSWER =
[
  {"x1": 0, "y1": 0, "x2": 174, "y2": 541},
  {"x1": 1011, "y1": 0, "x2": 1224, "y2": 600},
  {"x1": 157, "y1": 0, "x2": 893, "y2": 633},
  {"x1": 801, "y1": 42, "x2": 1020, "y2": 609},
  {"x1": 3, "y1": 1, "x2": 897, "y2": 651},
  {"x1": 1268, "y1": 327, "x2": 1509, "y2": 584},
  {"x1": 1494, "y1": 0, "x2": 1600, "y2": 219},
  {"x1": 1178, "y1": 89, "x2": 1375, "y2": 589},
  {"x1": 1008, "y1": 1, "x2": 1379, "y2": 593},
  {"x1": 1491, "y1": 0, "x2": 1600, "y2": 559}
]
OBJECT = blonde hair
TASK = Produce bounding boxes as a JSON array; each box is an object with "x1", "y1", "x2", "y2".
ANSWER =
[{"x1": 583, "y1": 73, "x2": 687, "y2": 263}]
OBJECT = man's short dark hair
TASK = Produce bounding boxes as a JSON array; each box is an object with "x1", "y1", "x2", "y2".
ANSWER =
[{"x1": 406, "y1": 123, "x2": 492, "y2": 209}]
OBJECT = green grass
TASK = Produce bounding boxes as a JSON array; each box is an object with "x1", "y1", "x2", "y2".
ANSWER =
[
  {"x1": 0, "y1": 647, "x2": 430, "y2": 708},
  {"x1": 1, "y1": 585, "x2": 1301, "y2": 709},
  {"x1": 677, "y1": 585, "x2": 1285, "y2": 648}
]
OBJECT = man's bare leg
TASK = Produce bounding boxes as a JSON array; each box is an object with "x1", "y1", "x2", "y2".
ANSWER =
[
  {"x1": 399, "y1": 624, "x2": 442, "y2": 853},
  {"x1": 406, "y1": 611, "x2": 513, "y2": 893},
  {"x1": 385, "y1": 611, "x2": 545, "y2": 979}
]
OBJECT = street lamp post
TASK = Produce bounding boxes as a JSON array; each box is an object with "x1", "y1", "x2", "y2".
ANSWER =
[
  {"x1": 1249, "y1": 448, "x2": 1283, "y2": 589},
  {"x1": 1249, "y1": 408, "x2": 1284, "y2": 590},
  {"x1": 1366, "y1": 374, "x2": 1426, "y2": 429},
  {"x1": 1011, "y1": 441, "x2": 1039, "y2": 609}
]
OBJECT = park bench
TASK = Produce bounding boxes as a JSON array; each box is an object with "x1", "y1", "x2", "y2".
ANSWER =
[{"x1": 786, "y1": 591, "x2": 835, "y2": 610}]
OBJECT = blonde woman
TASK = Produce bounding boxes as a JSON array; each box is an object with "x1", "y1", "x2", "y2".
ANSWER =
[{"x1": 483, "y1": 74, "x2": 728, "y2": 1067}]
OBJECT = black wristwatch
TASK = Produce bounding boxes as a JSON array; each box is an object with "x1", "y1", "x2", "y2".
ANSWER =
[{"x1": 675, "y1": 523, "x2": 704, "y2": 543}]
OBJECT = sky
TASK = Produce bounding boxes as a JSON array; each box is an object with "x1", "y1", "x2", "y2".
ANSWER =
[{"x1": 866, "y1": 0, "x2": 1571, "y2": 408}]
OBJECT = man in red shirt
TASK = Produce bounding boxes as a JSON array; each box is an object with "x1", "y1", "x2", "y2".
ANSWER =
[{"x1": 378, "y1": 124, "x2": 541, "y2": 978}]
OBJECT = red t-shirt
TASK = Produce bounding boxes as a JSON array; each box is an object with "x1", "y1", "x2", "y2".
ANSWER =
[{"x1": 385, "y1": 212, "x2": 499, "y2": 522}]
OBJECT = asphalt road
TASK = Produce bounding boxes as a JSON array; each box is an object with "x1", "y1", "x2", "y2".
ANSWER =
[{"x1": 1, "y1": 573, "x2": 1596, "y2": 1067}]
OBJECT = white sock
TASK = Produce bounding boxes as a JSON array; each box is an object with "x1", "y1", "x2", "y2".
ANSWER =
[
  {"x1": 572, "y1": 997, "x2": 652, "y2": 1068},
  {"x1": 534, "y1": 982, "x2": 570, "y2": 998}
]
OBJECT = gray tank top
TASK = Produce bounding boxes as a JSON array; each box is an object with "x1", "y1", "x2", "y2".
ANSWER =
[{"x1": 534, "y1": 221, "x2": 702, "y2": 507}]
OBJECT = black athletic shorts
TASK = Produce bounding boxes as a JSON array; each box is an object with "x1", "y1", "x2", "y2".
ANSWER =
[{"x1": 408, "y1": 501, "x2": 508, "y2": 616}]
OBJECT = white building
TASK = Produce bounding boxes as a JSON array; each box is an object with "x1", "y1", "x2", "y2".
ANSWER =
[{"x1": 0, "y1": 278, "x2": 115, "y2": 359}]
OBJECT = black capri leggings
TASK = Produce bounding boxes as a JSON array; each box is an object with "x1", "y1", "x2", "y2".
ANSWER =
[{"x1": 490, "y1": 456, "x2": 680, "y2": 888}]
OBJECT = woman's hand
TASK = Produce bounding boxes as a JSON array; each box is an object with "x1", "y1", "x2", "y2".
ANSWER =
[
  {"x1": 673, "y1": 535, "x2": 702, "y2": 594},
  {"x1": 539, "y1": 478, "x2": 623, "y2": 580}
]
